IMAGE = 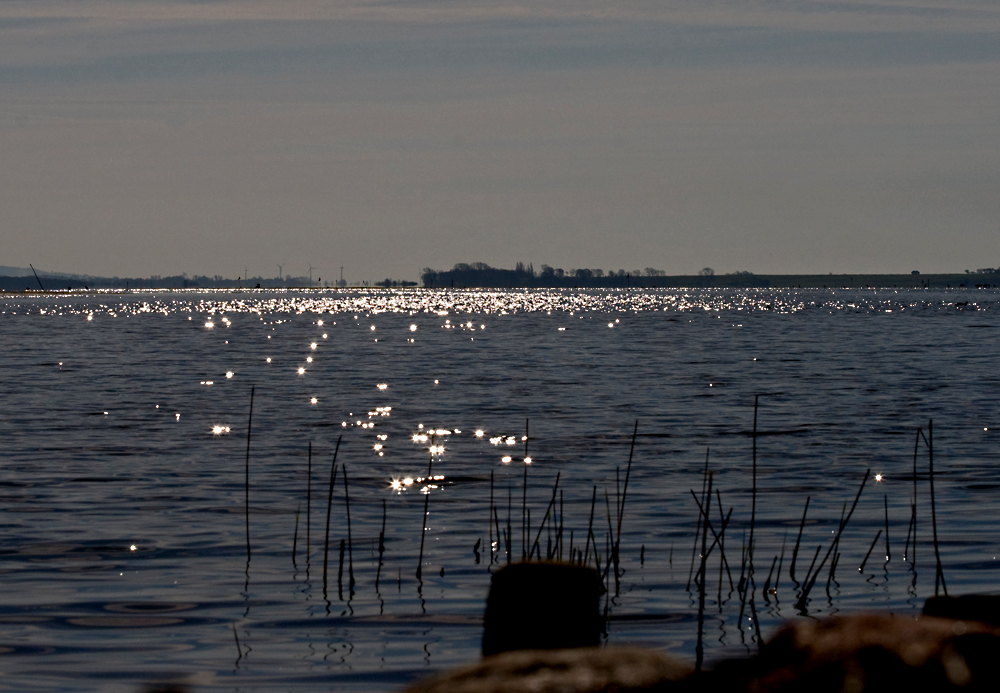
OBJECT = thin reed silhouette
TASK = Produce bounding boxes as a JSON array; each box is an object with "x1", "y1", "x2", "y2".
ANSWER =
[
  {"x1": 416, "y1": 442, "x2": 433, "y2": 580},
  {"x1": 343, "y1": 465, "x2": 355, "y2": 594},
  {"x1": 244, "y1": 387, "x2": 254, "y2": 562},
  {"x1": 584, "y1": 485, "x2": 597, "y2": 568},
  {"x1": 530, "y1": 472, "x2": 560, "y2": 559},
  {"x1": 688, "y1": 449, "x2": 710, "y2": 590},
  {"x1": 321, "y1": 436, "x2": 341, "y2": 600},
  {"x1": 695, "y1": 470, "x2": 714, "y2": 673},
  {"x1": 884, "y1": 494, "x2": 891, "y2": 563},
  {"x1": 292, "y1": 504, "x2": 300, "y2": 570},
  {"x1": 789, "y1": 497, "x2": 810, "y2": 583},
  {"x1": 927, "y1": 420, "x2": 947, "y2": 595},
  {"x1": 796, "y1": 469, "x2": 870, "y2": 610},
  {"x1": 859, "y1": 530, "x2": 883, "y2": 573},
  {"x1": 306, "y1": 442, "x2": 312, "y2": 563},
  {"x1": 375, "y1": 499, "x2": 386, "y2": 591}
]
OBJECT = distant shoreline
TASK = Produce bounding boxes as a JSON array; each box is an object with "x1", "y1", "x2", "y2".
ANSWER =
[{"x1": 2, "y1": 272, "x2": 997, "y2": 293}]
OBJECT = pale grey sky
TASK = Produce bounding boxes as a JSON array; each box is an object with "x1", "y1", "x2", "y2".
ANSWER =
[{"x1": 1, "y1": 0, "x2": 998, "y2": 281}]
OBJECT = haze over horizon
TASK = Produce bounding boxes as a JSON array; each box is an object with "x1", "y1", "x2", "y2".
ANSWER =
[{"x1": 1, "y1": 0, "x2": 998, "y2": 282}]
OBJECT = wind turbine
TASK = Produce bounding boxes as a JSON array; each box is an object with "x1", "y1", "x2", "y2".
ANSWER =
[
  {"x1": 277, "y1": 263, "x2": 284, "y2": 281},
  {"x1": 308, "y1": 263, "x2": 317, "y2": 285}
]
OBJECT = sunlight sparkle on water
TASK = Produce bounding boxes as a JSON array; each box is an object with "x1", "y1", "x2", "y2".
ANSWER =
[
  {"x1": 377, "y1": 383, "x2": 388, "y2": 390},
  {"x1": 297, "y1": 367, "x2": 305, "y2": 375},
  {"x1": 475, "y1": 430, "x2": 484, "y2": 437},
  {"x1": 226, "y1": 371, "x2": 234, "y2": 378},
  {"x1": 875, "y1": 473, "x2": 883, "y2": 482},
  {"x1": 524, "y1": 457, "x2": 532, "y2": 464},
  {"x1": 310, "y1": 397, "x2": 318, "y2": 404},
  {"x1": 501, "y1": 456, "x2": 512, "y2": 463}
]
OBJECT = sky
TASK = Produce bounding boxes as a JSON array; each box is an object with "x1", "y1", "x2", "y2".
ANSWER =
[{"x1": 1, "y1": 0, "x2": 998, "y2": 283}]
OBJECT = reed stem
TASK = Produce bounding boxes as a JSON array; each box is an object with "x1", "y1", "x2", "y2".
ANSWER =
[
  {"x1": 928, "y1": 420, "x2": 947, "y2": 595},
  {"x1": 321, "y1": 436, "x2": 341, "y2": 598},
  {"x1": 789, "y1": 497, "x2": 810, "y2": 583},
  {"x1": 244, "y1": 386, "x2": 254, "y2": 561},
  {"x1": 343, "y1": 465, "x2": 355, "y2": 593},
  {"x1": 859, "y1": 529, "x2": 882, "y2": 573},
  {"x1": 416, "y1": 445, "x2": 433, "y2": 580},
  {"x1": 695, "y1": 471, "x2": 714, "y2": 673}
]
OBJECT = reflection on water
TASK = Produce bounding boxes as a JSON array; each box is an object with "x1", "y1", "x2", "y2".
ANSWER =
[{"x1": 0, "y1": 287, "x2": 998, "y2": 690}]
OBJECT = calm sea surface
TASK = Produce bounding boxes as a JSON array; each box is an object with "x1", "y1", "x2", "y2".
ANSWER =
[{"x1": 0, "y1": 287, "x2": 998, "y2": 691}]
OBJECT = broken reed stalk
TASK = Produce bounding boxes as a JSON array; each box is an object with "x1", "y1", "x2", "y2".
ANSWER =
[
  {"x1": 695, "y1": 471, "x2": 714, "y2": 673},
  {"x1": 825, "y1": 548, "x2": 837, "y2": 592},
  {"x1": 584, "y1": 486, "x2": 597, "y2": 569},
  {"x1": 244, "y1": 386, "x2": 255, "y2": 562},
  {"x1": 321, "y1": 436, "x2": 342, "y2": 598},
  {"x1": 343, "y1": 465, "x2": 355, "y2": 592},
  {"x1": 763, "y1": 555, "x2": 778, "y2": 597},
  {"x1": 717, "y1": 490, "x2": 735, "y2": 595},
  {"x1": 802, "y1": 545, "x2": 821, "y2": 594},
  {"x1": 688, "y1": 449, "x2": 711, "y2": 591},
  {"x1": 416, "y1": 445, "x2": 434, "y2": 580},
  {"x1": 530, "y1": 472, "x2": 561, "y2": 559},
  {"x1": 375, "y1": 499, "x2": 386, "y2": 591},
  {"x1": 928, "y1": 420, "x2": 947, "y2": 595},
  {"x1": 789, "y1": 497, "x2": 810, "y2": 583},
  {"x1": 796, "y1": 468, "x2": 870, "y2": 610},
  {"x1": 616, "y1": 420, "x2": 638, "y2": 545},
  {"x1": 859, "y1": 529, "x2": 882, "y2": 573}
]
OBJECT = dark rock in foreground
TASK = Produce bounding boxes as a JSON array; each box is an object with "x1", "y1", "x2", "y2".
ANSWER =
[
  {"x1": 407, "y1": 612, "x2": 1000, "y2": 693},
  {"x1": 403, "y1": 646, "x2": 692, "y2": 693},
  {"x1": 706, "y1": 613, "x2": 1000, "y2": 692}
]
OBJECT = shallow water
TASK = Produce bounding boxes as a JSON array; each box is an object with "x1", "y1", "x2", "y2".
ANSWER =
[{"x1": 0, "y1": 287, "x2": 997, "y2": 691}]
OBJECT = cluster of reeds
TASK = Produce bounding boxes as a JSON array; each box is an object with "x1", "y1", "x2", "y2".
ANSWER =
[{"x1": 239, "y1": 386, "x2": 952, "y2": 661}]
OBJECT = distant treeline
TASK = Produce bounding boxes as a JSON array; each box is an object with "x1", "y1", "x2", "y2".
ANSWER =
[
  {"x1": 422, "y1": 263, "x2": 771, "y2": 288},
  {"x1": 420, "y1": 263, "x2": 1000, "y2": 289}
]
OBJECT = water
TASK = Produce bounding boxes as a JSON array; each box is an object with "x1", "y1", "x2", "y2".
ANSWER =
[{"x1": 0, "y1": 287, "x2": 997, "y2": 691}]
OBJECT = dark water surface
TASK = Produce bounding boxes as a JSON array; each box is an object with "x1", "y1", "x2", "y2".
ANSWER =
[{"x1": 0, "y1": 287, "x2": 997, "y2": 691}]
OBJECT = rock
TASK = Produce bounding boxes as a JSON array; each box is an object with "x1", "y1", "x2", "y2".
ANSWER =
[
  {"x1": 704, "y1": 613, "x2": 1000, "y2": 692},
  {"x1": 923, "y1": 594, "x2": 1000, "y2": 627},
  {"x1": 402, "y1": 646, "x2": 693, "y2": 693},
  {"x1": 482, "y1": 562, "x2": 603, "y2": 656}
]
